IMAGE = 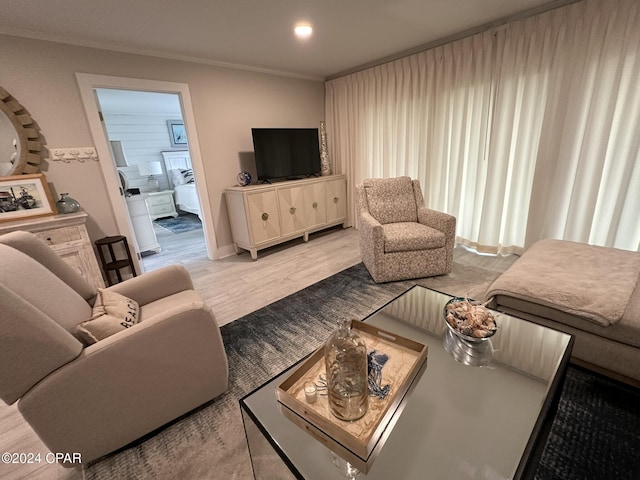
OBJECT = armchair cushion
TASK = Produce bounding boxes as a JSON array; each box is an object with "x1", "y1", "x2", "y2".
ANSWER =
[
  {"x1": 383, "y1": 223, "x2": 446, "y2": 253},
  {"x1": 0, "y1": 230, "x2": 96, "y2": 302},
  {"x1": 363, "y1": 176, "x2": 417, "y2": 224},
  {"x1": 0, "y1": 244, "x2": 92, "y2": 334},
  {"x1": 76, "y1": 289, "x2": 140, "y2": 345}
]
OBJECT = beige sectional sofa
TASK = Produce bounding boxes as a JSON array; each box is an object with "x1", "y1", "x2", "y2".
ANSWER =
[{"x1": 487, "y1": 239, "x2": 640, "y2": 385}]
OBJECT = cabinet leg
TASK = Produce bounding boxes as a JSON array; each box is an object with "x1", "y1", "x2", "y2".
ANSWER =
[
  {"x1": 303, "y1": 232, "x2": 309, "y2": 242},
  {"x1": 250, "y1": 249, "x2": 258, "y2": 261}
]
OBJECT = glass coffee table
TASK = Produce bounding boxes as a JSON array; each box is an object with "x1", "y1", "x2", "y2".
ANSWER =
[{"x1": 240, "y1": 286, "x2": 573, "y2": 479}]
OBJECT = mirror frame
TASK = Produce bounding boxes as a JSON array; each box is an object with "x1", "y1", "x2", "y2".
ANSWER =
[{"x1": 0, "y1": 85, "x2": 44, "y2": 175}]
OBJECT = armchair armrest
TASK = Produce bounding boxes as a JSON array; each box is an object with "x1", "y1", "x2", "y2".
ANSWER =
[
  {"x1": 358, "y1": 211, "x2": 385, "y2": 254},
  {"x1": 358, "y1": 211, "x2": 385, "y2": 275},
  {"x1": 418, "y1": 207, "x2": 456, "y2": 273},
  {"x1": 418, "y1": 207, "x2": 456, "y2": 239},
  {"x1": 106, "y1": 264, "x2": 194, "y2": 306}
]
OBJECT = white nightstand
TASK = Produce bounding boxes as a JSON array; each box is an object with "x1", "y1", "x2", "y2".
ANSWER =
[{"x1": 146, "y1": 190, "x2": 178, "y2": 220}]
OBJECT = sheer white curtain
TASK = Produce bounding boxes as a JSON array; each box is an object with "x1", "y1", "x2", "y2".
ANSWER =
[{"x1": 326, "y1": 0, "x2": 640, "y2": 254}]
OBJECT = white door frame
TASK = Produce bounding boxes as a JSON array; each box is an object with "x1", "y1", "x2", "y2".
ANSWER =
[{"x1": 75, "y1": 73, "x2": 218, "y2": 269}]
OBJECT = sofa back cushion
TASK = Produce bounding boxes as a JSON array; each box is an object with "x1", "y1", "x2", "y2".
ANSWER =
[{"x1": 363, "y1": 176, "x2": 418, "y2": 224}]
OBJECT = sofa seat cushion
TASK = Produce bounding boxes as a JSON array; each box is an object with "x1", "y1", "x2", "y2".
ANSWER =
[
  {"x1": 494, "y1": 293, "x2": 640, "y2": 349},
  {"x1": 364, "y1": 176, "x2": 417, "y2": 224},
  {"x1": 383, "y1": 223, "x2": 446, "y2": 253},
  {"x1": 487, "y1": 239, "x2": 640, "y2": 327}
]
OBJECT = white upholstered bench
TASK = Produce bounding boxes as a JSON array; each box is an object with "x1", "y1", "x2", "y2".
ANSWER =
[{"x1": 487, "y1": 239, "x2": 640, "y2": 385}]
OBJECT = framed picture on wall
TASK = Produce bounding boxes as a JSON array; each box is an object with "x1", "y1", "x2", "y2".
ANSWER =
[
  {"x1": 167, "y1": 120, "x2": 188, "y2": 148},
  {"x1": 0, "y1": 173, "x2": 56, "y2": 223}
]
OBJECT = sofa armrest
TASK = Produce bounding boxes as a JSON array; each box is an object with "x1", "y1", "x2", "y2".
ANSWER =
[
  {"x1": 106, "y1": 264, "x2": 194, "y2": 306},
  {"x1": 17, "y1": 300, "x2": 228, "y2": 463}
]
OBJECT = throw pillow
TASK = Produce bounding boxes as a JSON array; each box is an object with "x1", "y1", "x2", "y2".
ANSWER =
[
  {"x1": 171, "y1": 169, "x2": 186, "y2": 186},
  {"x1": 76, "y1": 289, "x2": 140, "y2": 345},
  {"x1": 181, "y1": 168, "x2": 195, "y2": 183}
]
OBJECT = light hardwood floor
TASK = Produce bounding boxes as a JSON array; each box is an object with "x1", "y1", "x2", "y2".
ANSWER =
[
  {"x1": 0, "y1": 225, "x2": 516, "y2": 479},
  {"x1": 143, "y1": 224, "x2": 364, "y2": 326}
]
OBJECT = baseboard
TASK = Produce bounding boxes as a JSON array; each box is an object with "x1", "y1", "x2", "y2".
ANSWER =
[{"x1": 215, "y1": 244, "x2": 238, "y2": 259}]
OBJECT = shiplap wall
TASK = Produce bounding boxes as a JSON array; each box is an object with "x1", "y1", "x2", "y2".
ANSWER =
[{"x1": 103, "y1": 113, "x2": 184, "y2": 192}]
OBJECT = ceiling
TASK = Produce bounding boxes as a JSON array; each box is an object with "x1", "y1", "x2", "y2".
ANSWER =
[{"x1": 0, "y1": 0, "x2": 568, "y2": 79}]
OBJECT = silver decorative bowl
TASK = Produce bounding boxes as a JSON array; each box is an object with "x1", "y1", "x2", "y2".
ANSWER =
[{"x1": 443, "y1": 297, "x2": 497, "y2": 343}]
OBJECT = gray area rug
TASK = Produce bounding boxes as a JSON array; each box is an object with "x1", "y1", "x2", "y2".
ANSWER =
[
  {"x1": 84, "y1": 261, "x2": 640, "y2": 479},
  {"x1": 154, "y1": 213, "x2": 202, "y2": 234}
]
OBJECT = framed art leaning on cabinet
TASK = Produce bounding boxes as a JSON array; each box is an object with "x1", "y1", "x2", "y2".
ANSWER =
[{"x1": 0, "y1": 173, "x2": 56, "y2": 223}]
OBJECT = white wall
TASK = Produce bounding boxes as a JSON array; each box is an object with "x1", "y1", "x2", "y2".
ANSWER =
[
  {"x1": 103, "y1": 113, "x2": 179, "y2": 192},
  {"x1": 0, "y1": 34, "x2": 325, "y2": 249}
]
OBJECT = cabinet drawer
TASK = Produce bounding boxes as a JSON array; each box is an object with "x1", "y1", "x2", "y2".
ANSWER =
[
  {"x1": 146, "y1": 195, "x2": 173, "y2": 206},
  {"x1": 35, "y1": 226, "x2": 83, "y2": 246},
  {"x1": 150, "y1": 203, "x2": 175, "y2": 215}
]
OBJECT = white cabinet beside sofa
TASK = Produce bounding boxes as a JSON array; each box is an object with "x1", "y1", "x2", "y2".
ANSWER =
[
  {"x1": 225, "y1": 175, "x2": 346, "y2": 260},
  {"x1": 0, "y1": 211, "x2": 105, "y2": 288}
]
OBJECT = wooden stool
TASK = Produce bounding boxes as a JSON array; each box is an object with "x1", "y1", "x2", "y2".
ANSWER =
[{"x1": 95, "y1": 235, "x2": 137, "y2": 286}]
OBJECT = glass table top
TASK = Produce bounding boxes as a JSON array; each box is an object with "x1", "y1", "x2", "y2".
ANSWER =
[{"x1": 241, "y1": 285, "x2": 573, "y2": 480}]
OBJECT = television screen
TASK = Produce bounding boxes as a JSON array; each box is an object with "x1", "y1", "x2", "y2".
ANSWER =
[{"x1": 252, "y1": 128, "x2": 321, "y2": 181}]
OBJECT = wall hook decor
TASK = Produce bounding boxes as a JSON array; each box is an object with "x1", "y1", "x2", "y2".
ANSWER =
[{"x1": 52, "y1": 147, "x2": 99, "y2": 163}]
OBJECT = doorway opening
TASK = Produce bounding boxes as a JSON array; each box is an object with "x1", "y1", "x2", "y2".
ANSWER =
[
  {"x1": 95, "y1": 88, "x2": 207, "y2": 271},
  {"x1": 76, "y1": 73, "x2": 218, "y2": 277}
]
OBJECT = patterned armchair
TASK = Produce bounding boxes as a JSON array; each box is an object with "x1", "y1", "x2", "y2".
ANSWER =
[{"x1": 356, "y1": 176, "x2": 456, "y2": 283}]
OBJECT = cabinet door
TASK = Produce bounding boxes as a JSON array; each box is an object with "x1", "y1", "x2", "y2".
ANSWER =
[
  {"x1": 303, "y1": 182, "x2": 327, "y2": 229},
  {"x1": 247, "y1": 191, "x2": 281, "y2": 244},
  {"x1": 325, "y1": 178, "x2": 347, "y2": 222},
  {"x1": 278, "y1": 186, "x2": 307, "y2": 235},
  {"x1": 54, "y1": 245, "x2": 101, "y2": 287}
]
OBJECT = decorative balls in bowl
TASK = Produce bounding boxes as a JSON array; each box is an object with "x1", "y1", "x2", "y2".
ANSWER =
[{"x1": 443, "y1": 297, "x2": 497, "y2": 342}]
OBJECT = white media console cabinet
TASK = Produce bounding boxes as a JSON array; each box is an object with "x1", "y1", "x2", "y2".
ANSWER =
[{"x1": 225, "y1": 174, "x2": 347, "y2": 260}]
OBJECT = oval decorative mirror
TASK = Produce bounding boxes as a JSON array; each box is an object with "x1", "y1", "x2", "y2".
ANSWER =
[{"x1": 0, "y1": 85, "x2": 45, "y2": 176}]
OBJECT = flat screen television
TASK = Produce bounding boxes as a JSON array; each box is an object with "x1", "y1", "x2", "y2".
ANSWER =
[{"x1": 252, "y1": 128, "x2": 321, "y2": 182}]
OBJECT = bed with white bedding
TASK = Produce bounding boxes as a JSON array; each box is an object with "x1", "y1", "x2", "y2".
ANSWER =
[
  {"x1": 173, "y1": 184, "x2": 200, "y2": 217},
  {"x1": 161, "y1": 150, "x2": 202, "y2": 219}
]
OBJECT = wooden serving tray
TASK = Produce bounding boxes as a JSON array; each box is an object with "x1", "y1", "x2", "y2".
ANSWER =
[{"x1": 276, "y1": 320, "x2": 428, "y2": 471}]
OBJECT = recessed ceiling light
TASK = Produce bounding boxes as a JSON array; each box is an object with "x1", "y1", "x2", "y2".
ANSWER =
[{"x1": 294, "y1": 24, "x2": 313, "y2": 39}]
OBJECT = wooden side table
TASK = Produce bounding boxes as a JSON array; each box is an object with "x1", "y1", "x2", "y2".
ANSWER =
[{"x1": 95, "y1": 235, "x2": 137, "y2": 286}]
